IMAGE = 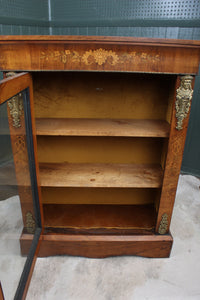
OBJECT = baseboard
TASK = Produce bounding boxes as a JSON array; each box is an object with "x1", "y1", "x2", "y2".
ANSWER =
[{"x1": 38, "y1": 233, "x2": 173, "y2": 258}]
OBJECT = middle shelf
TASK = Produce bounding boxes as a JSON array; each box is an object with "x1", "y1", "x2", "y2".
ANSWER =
[
  {"x1": 35, "y1": 118, "x2": 170, "y2": 137},
  {"x1": 39, "y1": 163, "x2": 163, "y2": 188}
]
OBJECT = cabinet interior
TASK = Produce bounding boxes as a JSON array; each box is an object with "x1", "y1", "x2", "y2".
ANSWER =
[{"x1": 32, "y1": 71, "x2": 176, "y2": 235}]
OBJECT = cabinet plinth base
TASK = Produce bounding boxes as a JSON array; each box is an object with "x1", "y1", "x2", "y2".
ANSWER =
[
  {"x1": 20, "y1": 232, "x2": 34, "y2": 256},
  {"x1": 20, "y1": 232, "x2": 173, "y2": 258}
]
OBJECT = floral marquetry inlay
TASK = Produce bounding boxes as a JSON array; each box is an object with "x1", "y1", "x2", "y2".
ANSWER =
[
  {"x1": 40, "y1": 48, "x2": 160, "y2": 66},
  {"x1": 40, "y1": 50, "x2": 79, "y2": 64},
  {"x1": 82, "y1": 49, "x2": 119, "y2": 65}
]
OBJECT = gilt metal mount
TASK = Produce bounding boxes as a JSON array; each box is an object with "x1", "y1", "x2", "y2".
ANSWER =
[
  {"x1": 7, "y1": 95, "x2": 23, "y2": 128},
  {"x1": 25, "y1": 212, "x2": 36, "y2": 234},
  {"x1": 6, "y1": 72, "x2": 24, "y2": 128},
  {"x1": 158, "y1": 213, "x2": 168, "y2": 235},
  {"x1": 175, "y1": 75, "x2": 193, "y2": 130}
]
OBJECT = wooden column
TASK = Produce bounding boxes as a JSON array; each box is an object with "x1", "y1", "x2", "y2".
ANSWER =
[{"x1": 156, "y1": 75, "x2": 195, "y2": 234}]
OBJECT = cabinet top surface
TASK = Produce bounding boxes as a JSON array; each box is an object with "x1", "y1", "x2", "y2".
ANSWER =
[{"x1": 0, "y1": 35, "x2": 200, "y2": 47}]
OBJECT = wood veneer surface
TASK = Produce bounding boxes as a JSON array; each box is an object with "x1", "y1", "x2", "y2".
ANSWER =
[
  {"x1": 0, "y1": 36, "x2": 199, "y2": 74},
  {"x1": 156, "y1": 76, "x2": 195, "y2": 232},
  {"x1": 20, "y1": 232, "x2": 173, "y2": 258},
  {"x1": 37, "y1": 233, "x2": 173, "y2": 258}
]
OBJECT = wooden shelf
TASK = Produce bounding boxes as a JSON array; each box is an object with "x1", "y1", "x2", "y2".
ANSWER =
[
  {"x1": 39, "y1": 163, "x2": 163, "y2": 188},
  {"x1": 36, "y1": 118, "x2": 170, "y2": 137},
  {"x1": 43, "y1": 204, "x2": 156, "y2": 234}
]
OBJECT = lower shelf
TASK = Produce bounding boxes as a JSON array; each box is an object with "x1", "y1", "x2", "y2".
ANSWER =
[
  {"x1": 20, "y1": 232, "x2": 173, "y2": 258},
  {"x1": 43, "y1": 204, "x2": 156, "y2": 234}
]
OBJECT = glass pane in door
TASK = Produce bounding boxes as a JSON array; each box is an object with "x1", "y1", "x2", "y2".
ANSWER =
[{"x1": 0, "y1": 84, "x2": 41, "y2": 300}]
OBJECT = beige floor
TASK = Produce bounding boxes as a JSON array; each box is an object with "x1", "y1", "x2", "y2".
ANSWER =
[
  {"x1": 0, "y1": 196, "x2": 26, "y2": 300},
  {"x1": 26, "y1": 174, "x2": 200, "y2": 300}
]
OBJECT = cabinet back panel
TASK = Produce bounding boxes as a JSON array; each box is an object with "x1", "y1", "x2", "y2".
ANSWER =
[
  {"x1": 42, "y1": 204, "x2": 156, "y2": 233},
  {"x1": 37, "y1": 136, "x2": 164, "y2": 164},
  {"x1": 33, "y1": 72, "x2": 174, "y2": 120},
  {"x1": 41, "y1": 187, "x2": 159, "y2": 205}
]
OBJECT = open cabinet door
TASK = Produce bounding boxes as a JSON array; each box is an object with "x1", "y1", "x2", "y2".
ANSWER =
[{"x1": 0, "y1": 73, "x2": 42, "y2": 300}]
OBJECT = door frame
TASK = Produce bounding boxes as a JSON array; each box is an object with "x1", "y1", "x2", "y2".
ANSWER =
[{"x1": 0, "y1": 72, "x2": 43, "y2": 300}]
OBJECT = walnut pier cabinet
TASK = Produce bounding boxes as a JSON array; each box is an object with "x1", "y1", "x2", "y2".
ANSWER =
[{"x1": 0, "y1": 36, "x2": 200, "y2": 258}]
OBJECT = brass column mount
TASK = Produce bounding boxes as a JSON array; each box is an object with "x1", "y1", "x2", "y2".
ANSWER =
[
  {"x1": 6, "y1": 72, "x2": 24, "y2": 128},
  {"x1": 7, "y1": 95, "x2": 23, "y2": 128},
  {"x1": 25, "y1": 212, "x2": 36, "y2": 234},
  {"x1": 158, "y1": 213, "x2": 168, "y2": 235},
  {"x1": 175, "y1": 75, "x2": 193, "y2": 130}
]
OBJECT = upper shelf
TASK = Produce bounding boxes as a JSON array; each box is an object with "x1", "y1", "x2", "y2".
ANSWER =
[{"x1": 36, "y1": 118, "x2": 170, "y2": 138}]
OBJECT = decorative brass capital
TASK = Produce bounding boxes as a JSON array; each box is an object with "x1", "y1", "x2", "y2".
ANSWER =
[
  {"x1": 158, "y1": 213, "x2": 168, "y2": 235},
  {"x1": 5, "y1": 72, "x2": 17, "y2": 78},
  {"x1": 25, "y1": 212, "x2": 36, "y2": 234},
  {"x1": 6, "y1": 72, "x2": 24, "y2": 128},
  {"x1": 175, "y1": 75, "x2": 193, "y2": 130}
]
